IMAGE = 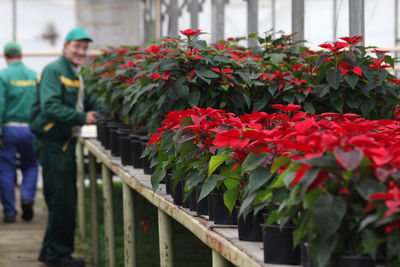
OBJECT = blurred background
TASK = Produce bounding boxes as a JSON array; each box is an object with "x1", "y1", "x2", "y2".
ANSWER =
[{"x1": 0, "y1": 0, "x2": 399, "y2": 73}]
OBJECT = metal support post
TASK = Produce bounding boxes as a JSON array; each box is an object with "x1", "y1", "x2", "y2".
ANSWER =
[
  {"x1": 12, "y1": 0, "x2": 17, "y2": 41},
  {"x1": 292, "y1": 0, "x2": 304, "y2": 41},
  {"x1": 211, "y1": 0, "x2": 225, "y2": 42},
  {"x1": 333, "y1": 0, "x2": 337, "y2": 41},
  {"x1": 76, "y1": 141, "x2": 86, "y2": 241},
  {"x1": 158, "y1": 209, "x2": 174, "y2": 267},
  {"x1": 247, "y1": 0, "x2": 258, "y2": 47},
  {"x1": 169, "y1": 0, "x2": 179, "y2": 36},
  {"x1": 88, "y1": 153, "x2": 99, "y2": 266},
  {"x1": 102, "y1": 164, "x2": 116, "y2": 267},
  {"x1": 272, "y1": 0, "x2": 275, "y2": 32},
  {"x1": 212, "y1": 250, "x2": 231, "y2": 267},
  {"x1": 349, "y1": 0, "x2": 365, "y2": 46},
  {"x1": 190, "y1": 0, "x2": 200, "y2": 30},
  {"x1": 395, "y1": 0, "x2": 399, "y2": 77},
  {"x1": 155, "y1": 0, "x2": 162, "y2": 39},
  {"x1": 123, "y1": 183, "x2": 136, "y2": 267}
]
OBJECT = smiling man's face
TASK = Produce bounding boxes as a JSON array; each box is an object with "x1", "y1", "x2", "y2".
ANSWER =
[{"x1": 63, "y1": 39, "x2": 89, "y2": 67}]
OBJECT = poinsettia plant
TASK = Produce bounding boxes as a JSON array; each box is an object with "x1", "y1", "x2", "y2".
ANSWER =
[
  {"x1": 146, "y1": 106, "x2": 244, "y2": 207},
  {"x1": 84, "y1": 29, "x2": 270, "y2": 133},
  {"x1": 253, "y1": 34, "x2": 400, "y2": 119},
  {"x1": 365, "y1": 181, "x2": 400, "y2": 265},
  {"x1": 83, "y1": 45, "x2": 140, "y2": 119},
  {"x1": 83, "y1": 31, "x2": 400, "y2": 135},
  {"x1": 148, "y1": 103, "x2": 400, "y2": 267},
  {"x1": 257, "y1": 108, "x2": 400, "y2": 266}
]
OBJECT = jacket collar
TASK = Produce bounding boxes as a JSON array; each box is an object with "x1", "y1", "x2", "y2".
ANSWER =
[
  {"x1": 8, "y1": 61, "x2": 23, "y2": 68},
  {"x1": 60, "y1": 56, "x2": 78, "y2": 78}
]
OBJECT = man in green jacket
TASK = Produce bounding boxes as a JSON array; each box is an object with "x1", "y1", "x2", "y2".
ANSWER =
[
  {"x1": 0, "y1": 42, "x2": 38, "y2": 223},
  {"x1": 30, "y1": 27, "x2": 97, "y2": 267}
]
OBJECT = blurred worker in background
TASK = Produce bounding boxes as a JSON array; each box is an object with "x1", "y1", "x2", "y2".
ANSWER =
[
  {"x1": 30, "y1": 27, "x2": 98, "y2": 267},
  {"x1": 0, "y1": 41, "x2": 39, "y2": 223}
]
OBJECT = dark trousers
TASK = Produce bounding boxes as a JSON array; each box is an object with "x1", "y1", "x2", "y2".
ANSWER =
[
  {"x1": 35, "y1": 137, "x2": 77, "y2": 261},
  {"x1": 0, "y1": 126, "x2": 38, "y2": 216}
]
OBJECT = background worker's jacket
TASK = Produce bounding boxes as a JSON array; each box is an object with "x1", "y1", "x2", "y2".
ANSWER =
[
  {"x1": 30, "y1": 56, "x2": 97, "y2": 148},
  {"x1": 0, "y1": 61, "x2": 37, "y2": 135}
]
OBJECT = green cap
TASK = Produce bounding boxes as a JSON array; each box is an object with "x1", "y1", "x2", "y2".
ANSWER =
[
  {"x1": 65, "y1": 27, "x2": 93, "y2": 42},
  {"x1": 4, "y1": 41, "x2": 22, "y2": 55}
]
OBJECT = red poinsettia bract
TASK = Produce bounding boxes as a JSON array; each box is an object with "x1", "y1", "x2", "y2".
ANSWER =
[{"x1": 180, "y1": 28, "x2": 201, "y2": 37}]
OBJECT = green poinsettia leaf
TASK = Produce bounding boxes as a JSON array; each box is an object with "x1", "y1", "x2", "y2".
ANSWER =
[
  {"x1": 326, "y1": 68, "x2": 342, "y2": 89},
  {"x1": 188, "y1": 91, "x2": 201, "y2": 106},
  {"x1": 241, "y1": 153, "x2": 267, "y2": 175},
  {"x1": 344, "y1": 74, "x2": 359, "y2": 89},
  {"x1": 248, "y1": 167, "x2": 273, "y2": 195},
  {"x1": 268, "y1": 83, "x2": 279, "y2": 96},
  {"x1": 198, "y1": 174, "x2": 226, "y2": 201},
  {"x1": 314, "y1": 234, "x2": 338, "y2": 267},
  {"x1": 303, "y1": 102, "x2": 316, "y2": 114},
  {"x1": 269, "y1": 53, "x2": 287, "y2": 65},
  {"x1": 208, "y1": 154, "x2": 231, "y2": 177},
  {"x1": 271, "y1": 156, "x2": 291, "y2": 173},
  {"x1": 224, "y1": 187, "x2": 239, "y2": 214},
  {"x1": 314, "y1": 84, "x2": 330, "y2": 98},
  {"x1": 150, "y1": 169, "x2": 166, "y2": 191},
  {"x1": 313, "y1": 195, "x2": 346, "y2": 240}
]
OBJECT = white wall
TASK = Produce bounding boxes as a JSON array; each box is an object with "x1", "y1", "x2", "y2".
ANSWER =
[{"x1": 0, "y1": 0, "x2": 75, "y2": 72}]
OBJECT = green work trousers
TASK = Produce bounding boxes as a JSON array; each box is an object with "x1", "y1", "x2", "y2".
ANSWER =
[{"x1": 35, "y1": 137, "x2": 77, "y2": 261}]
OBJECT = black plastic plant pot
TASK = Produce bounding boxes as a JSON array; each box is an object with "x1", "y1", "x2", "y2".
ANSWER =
[
  {"x1": 96, "y1": 120, "x2": 103, "y2": 142},
  {"x1": 212, "y1": 193, "x2": 237, "y2": 225},
  {"x1": 130, "y1": 135, "x2": 144, "y2": 169},
  {"x1": 104, "y1": 123, "x2": 121, "y2": 150},
  {"x1": 333, "y1": 255, "x2": 375, "y2": 267},
  {"x1": 195, "y1": 187, "x2": 208, "y2": 216},
  {"x1": 110, "y1": 129, "x2": 121, "y2": 156},
  {"x1": 111, "y1": 128, "x2": 133, "y2": 157},
  {"x1": 181, "y1": 182, "x2": 190, "y2": 208},
  {"x1": 207, "y1": 194, "x2": 214, "y2": 220},
  {"x1": 100, "y1": 121, "x2": 119, "y2": 147},
  {"x1": 165, "y1": 173, "x2": 172, "y2": 195},
  {"x1": 301, "y1": 241, "x2": 314, "y2": 267},
  {"x1": 262, "y1": 224, "x2": 300, "y2": 265},
  {"x1": 173, "y1": 181, "x2": 183, "y2": 206},
  {"x1": 140, "y1": 141, "x2": 154, "y2": 175},
  {"x1": 236, "y1": 206, "x2": 262, "y2": 242},
  {"x1": 96, "y1": 118, "x2": 112, "y2": 142},
  {"x1": 119, "y1": 135, "x2": 132, "y2": 166},
  {"x1": 189, "y1": 190, "x2": 197, "y2": 211}
]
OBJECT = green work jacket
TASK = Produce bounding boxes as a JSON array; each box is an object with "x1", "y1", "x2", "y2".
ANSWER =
[
  {"x1": 30, "y1": 56, "x2": 97, "y2": 150},
  {"x1": 0, "y1": 61, "x2": 37, "y2": 134}
]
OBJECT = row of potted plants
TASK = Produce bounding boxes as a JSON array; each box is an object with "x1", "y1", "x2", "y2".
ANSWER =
[
  {"x1": 82, "y1": 29, "x2": 400, "y2": 266},
  {"x1": 146, "y1": 104, "x2": 400, "y2": 266},
  {"x1": 83, "y1": 30, "x2": 400, "y2": 135}
]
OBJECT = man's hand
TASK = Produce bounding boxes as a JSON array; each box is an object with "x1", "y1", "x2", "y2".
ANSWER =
[{"x1": 85, "y1": 111, "x2": 97, "y2": 124}]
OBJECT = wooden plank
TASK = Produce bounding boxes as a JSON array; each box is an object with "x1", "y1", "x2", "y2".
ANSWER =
[
  {"x1": 76, "y1": 142, "x2": 86, "y2": 241},
  {"x1": 88, "y1": 153, "x2": 99, "y2": 265},
  {"x1": 158, "y1": 209, "x2": 174, "y2": 266},
  {"x1": 83, "y1": 138, "x2": 299, "y2": 267},
  {"x1": 213, "y1": 250, "x2": 231, "y2": 267},
  {"x1": 102, "y1": 164, "x2": 116, "y2": 267},
  {"x1": 123, "y1": 183, "x2": 136, "y2": 267}
]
